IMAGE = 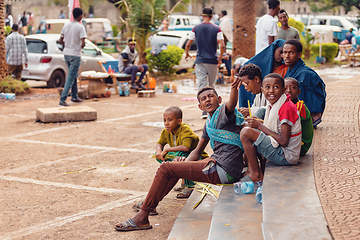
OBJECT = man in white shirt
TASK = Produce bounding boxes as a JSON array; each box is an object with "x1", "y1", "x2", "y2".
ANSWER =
[
  {"x1": 255, "y1": 0, "x2": 280, "y2": 54},
  {"x1": 58, "y1": 7, "x2": 87, "y2": 107}
]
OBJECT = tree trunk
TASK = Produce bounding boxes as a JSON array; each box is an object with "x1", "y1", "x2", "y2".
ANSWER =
[
  {"x1": 0, "y1": 0, "x2": 7, "y2": 79},
  {"x1": 232, "y1": 0, "x2": 256, "y2": 59}
]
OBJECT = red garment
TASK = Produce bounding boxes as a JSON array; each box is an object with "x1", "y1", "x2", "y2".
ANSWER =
[{"x1": 273, "y1": 64, "x2": 289, "y2": 77}]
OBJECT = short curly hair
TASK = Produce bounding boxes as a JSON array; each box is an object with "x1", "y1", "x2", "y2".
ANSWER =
[
  {"x1": 264, "y1": 73, "x2": 285, "y2": 88},
  {"x1": 238, "y1": 63, "x2": 263, "y2": 82},
  {"x1": 165, "y1": 106, "x2": 182, "y2": 119}
]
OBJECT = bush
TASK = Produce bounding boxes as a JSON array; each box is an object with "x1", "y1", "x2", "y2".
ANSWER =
[
  {"x1": 112, "y1": 25, "x2": 120, "y2": 38},
  {"x1": 4, "y1": 26, "x2": 11, "y2": 37},
  {"x1": 288, "y1": 17, "x2": 305, "y2": 34},
  {"x1": 277, "y1": 17, "x2": 305, "y2": 34},
  {"x1": 0, "y1": 76, "x2": 30, "y2": 94},
  {"x1": 145, "y1": 45, "x2": 184, "y2": 75},
  {"x1": 310, "y1": 43, "x2": 339, "y2": 62}
]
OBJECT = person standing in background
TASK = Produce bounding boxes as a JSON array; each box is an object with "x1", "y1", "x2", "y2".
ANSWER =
[
  {"x1": 219, "y1": 10, "x2": 233, "y2": 46},
  {"x1": 185, "y1": 7, "x2": 226, "y2": 119},
  {"x1": 255, "y1": 0, "x2": 280, "y2": 54},
  {"x1": 18, "y1": 11, "x2": 28, "y2": 35},
  {"x1": 5, "y1": 24, "x2": 28, "y2": 80},
  {"x1": 59, "y1": 10, "x2": 66, "y2": 19},
  {"x1": 278, "y1": 9, "x2": 300, "y2": 41},
  {"x1": 5, "y1": 12, "x2": 13, "y2": 28},
  {"x1": 58, "y1": 8, "x2": 87, "y2": 107}
]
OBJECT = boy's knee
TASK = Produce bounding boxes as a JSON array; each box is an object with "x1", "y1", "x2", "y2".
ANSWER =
[{"x1": 240, "y1": 126, "x2": 253, "y2": 140}]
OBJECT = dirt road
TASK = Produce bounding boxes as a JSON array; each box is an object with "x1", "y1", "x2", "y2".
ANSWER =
[{"x1": 0, "y1": 84, "x2": 219, "y2": 240}]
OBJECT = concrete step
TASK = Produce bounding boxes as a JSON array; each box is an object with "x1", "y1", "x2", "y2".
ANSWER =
[
  {"x1": 208, "y1": 186, "x2": 263, "y2": 240},
  {"x1": 167, "y1": 184, "x2": 222, "y2": 240},
  {"x1": 36, "y1": 105, "x2": 97, "y2": 123},
  {"x1": 262, "y1": 147, "x2": 332, "y2": 240}
]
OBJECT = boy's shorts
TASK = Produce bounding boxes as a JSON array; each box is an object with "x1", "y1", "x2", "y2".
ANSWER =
[{"x1": 253, "y1": 132, "x2": 292, "y2": 166}]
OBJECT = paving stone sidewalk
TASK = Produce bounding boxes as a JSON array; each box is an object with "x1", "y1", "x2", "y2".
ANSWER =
[{"x1": 313, "y1": 75, "x2": 360, "y2": 240}]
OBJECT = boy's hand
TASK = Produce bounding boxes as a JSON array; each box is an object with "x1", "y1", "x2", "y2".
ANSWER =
[
  {"x1": 174, "y1": 156, "x2": 186, "y2": 162},
  {"x1": 230, "y1": 69, "x2": 242, "y2": 88},
  {"x1": 239, "y1": 107, "x2": 249, "y2": 117},
  {"x1": 159, "y1": 150, "x2": 168, "y2": 161},
  {"x1": 247, "y1": 117, "x2": 262, "y2": 129},
  {"x1": 155, "y1": 151, "x2": 163, "y2": 161}
]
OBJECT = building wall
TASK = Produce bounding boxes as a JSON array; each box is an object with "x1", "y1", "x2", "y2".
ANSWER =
[{"x1": 5, "y1": 0, "x2": 121, "y2": 31}]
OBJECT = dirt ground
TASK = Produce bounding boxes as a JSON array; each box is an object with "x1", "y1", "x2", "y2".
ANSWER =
[
  {"x1": 0, "y1": 78, "x2": 217, "y2": 240},
  {"x1": 0, "y1": 65, "x2": 352, "y2": 240}
]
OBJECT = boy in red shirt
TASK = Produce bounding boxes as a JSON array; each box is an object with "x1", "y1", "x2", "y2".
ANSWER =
[{"x1": 240, "y1": 73, "x2": 302, "y2": 183}]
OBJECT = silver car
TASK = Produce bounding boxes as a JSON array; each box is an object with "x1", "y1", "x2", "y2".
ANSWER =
[{"x1": 22, "y1": 34, "x2": 115, "y2": 88}]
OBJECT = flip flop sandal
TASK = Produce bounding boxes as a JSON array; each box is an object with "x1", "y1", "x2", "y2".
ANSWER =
[
  {"x1": 132, "y1": 201, "x2": 158, "y2": 216},
  {"x1": 176, "y1": 188, "x2": 193, "y2": 199},
  {"x1": 115, "y1": 218, "x2": 152, "y2": 231}
]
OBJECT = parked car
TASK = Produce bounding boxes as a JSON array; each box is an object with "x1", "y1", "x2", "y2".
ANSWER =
[
  {"x1": 290, "y1": 14, "x2": 358, "y2": 42},
  {"x1": 83, "y1": 18, "x2": 113, "y2": 42},
  {"x1": 159, "y1": 14, "x2": 201, "y2": 31},
  {"x1": 21, "y1": 34, "x2": 115, "y2": 88},
  {"x1": 149, "y1": 31, "x2": 197, "y2": 73},
  {"x1": 36, "y1": 18, "x2": 70, "y2": 34},
  {"x1": 36, "y1": 18, "x2": 113, "y2": 43}
]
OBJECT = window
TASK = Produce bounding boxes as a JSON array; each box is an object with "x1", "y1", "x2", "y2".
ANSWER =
[
  {"x1": 182, "y1": 39, "x2": 197, "y2": 51},
  {"x1": 330, "y1": 19, "x2": 343, "y2": 28},
  {"x1": 176, "y1": 19, "x2": 181, "y2": 25},
  {"x1": 150, "y1": 35, "x2": 181, "y2": 47},
  {"x1": 183, "y1": 18, "x2": 190, "y2": 26},
  {"x1": 26, "y1": 39, "x2": 48, "y2": 53},
  {"x1": 82, "y1": 42, "x2": 98, "y2": 55}
]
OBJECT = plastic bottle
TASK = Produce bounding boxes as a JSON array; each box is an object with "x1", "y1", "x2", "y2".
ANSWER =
[
  {"x1": 255, "y1": 186, "x2": 262, "y2": 204},
  {"x1": 233, "y1": 181, "x2": 254, "y2": 194},
  {"x1": 0, "y1": 93, "x2": 15, "y2": 99},
  {"x1": 118, "y1": 83, "x2": 123, "y2": 96},
  {"x1": 124, "y1": 82, "x2": 130, "y2": 96}
]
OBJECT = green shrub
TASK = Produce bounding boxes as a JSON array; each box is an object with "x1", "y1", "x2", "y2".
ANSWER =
[
  {"x1": 4, "y1": 26, "x2": 11, "y2": 37},
  {"x1": 277, "y1": 17, "x2": 305, "y2": 34},
  {"x1": 112, "y1": 25, "x2": 120, "y2": 38},
  {"x1": 310, "y1": 43, "x2": 339, "y2": 62},
  {"x1": 0, "y1": 76, "x2": 30, "y2": 94},
  {"x1": 288, "y1": 17, "x2": 305, "y2": 34},
  {"x1": 145, "y1": 45, "x2": 184, "y2": 75}
]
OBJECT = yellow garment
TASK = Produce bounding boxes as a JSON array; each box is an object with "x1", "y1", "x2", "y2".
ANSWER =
[{"x1": 158, "y1": 123, "x2": 208, "y2": 159}]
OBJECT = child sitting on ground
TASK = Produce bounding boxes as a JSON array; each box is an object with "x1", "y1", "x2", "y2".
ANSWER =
[
  {"x1": 238, "y1": 63, "x2": 267, "y2": 118},
  {"x1": 115, "y1": 73, "x2": 246, "y2": 232},
  {"x1": 155, "y1": 106, "x2": 208, "y2": 198},
  {"x1": 240, "y1": 73, "x2": 302, "y2": 186},
  {"x1": 285, "y1": 77, "x2": 313, "y2": 156}
]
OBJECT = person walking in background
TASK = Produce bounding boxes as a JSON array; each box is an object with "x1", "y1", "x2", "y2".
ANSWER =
[
  {"x1": 219, "y1": 10, "x2": 233, "y2": 46},
  {"x1": 256, "y1": 0, "x2": 280, "y2": 54},
  {"x1": 278, "y1": 9, "x2": 300, "y2": 41},
  {"x1": 5, "y1": 24, "x2": 28, "y2": 80},
  {"x1": 5, "y1": 12, "x2": 13, "y2": 28},
  {"x1": 27, "y1": 12, "x2": 34, "y2": 35},
  {"x1": 18, "y1": 11, "x2": 28, "y2": 35},
  {"x1": 185, "y1": 7, "x2": 226, "y2": 119},
  {"x1": 58, "y1": 8, "x2": 87, "y2": 107},
  {"x1": 59, "y1": 10, "x2": 66, "y2": 19}
]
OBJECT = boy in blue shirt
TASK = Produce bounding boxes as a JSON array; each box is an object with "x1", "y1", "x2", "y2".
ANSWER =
[{"x1": 115, "y1": 72, "x2": 245, "y2": 232}]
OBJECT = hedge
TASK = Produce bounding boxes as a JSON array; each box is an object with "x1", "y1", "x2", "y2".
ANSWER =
[{"x1": 310, "y1": 43, "x2": 339, "y2": 62}]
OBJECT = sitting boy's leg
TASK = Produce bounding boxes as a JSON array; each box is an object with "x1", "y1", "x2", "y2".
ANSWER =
[
  {"x1": 137, "y1": 64, "x2": 148, "y2": 85},
  {"x1": 116, "y1": 159, "x2": 222, "y2": 231},
  {"x1": 240, "y1": 127, "x2": 263, "y2": 182},
  {"x1": 141, "y1": 158, "x2": 221, "y2": 212},
  {"x1": 253, "y1": 132, "x2": 292, "y2": 166}
]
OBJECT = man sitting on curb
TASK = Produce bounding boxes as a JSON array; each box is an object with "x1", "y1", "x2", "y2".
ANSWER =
[{"x1": 118, "y1": 39, "x2": 148, "y2": 90}]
